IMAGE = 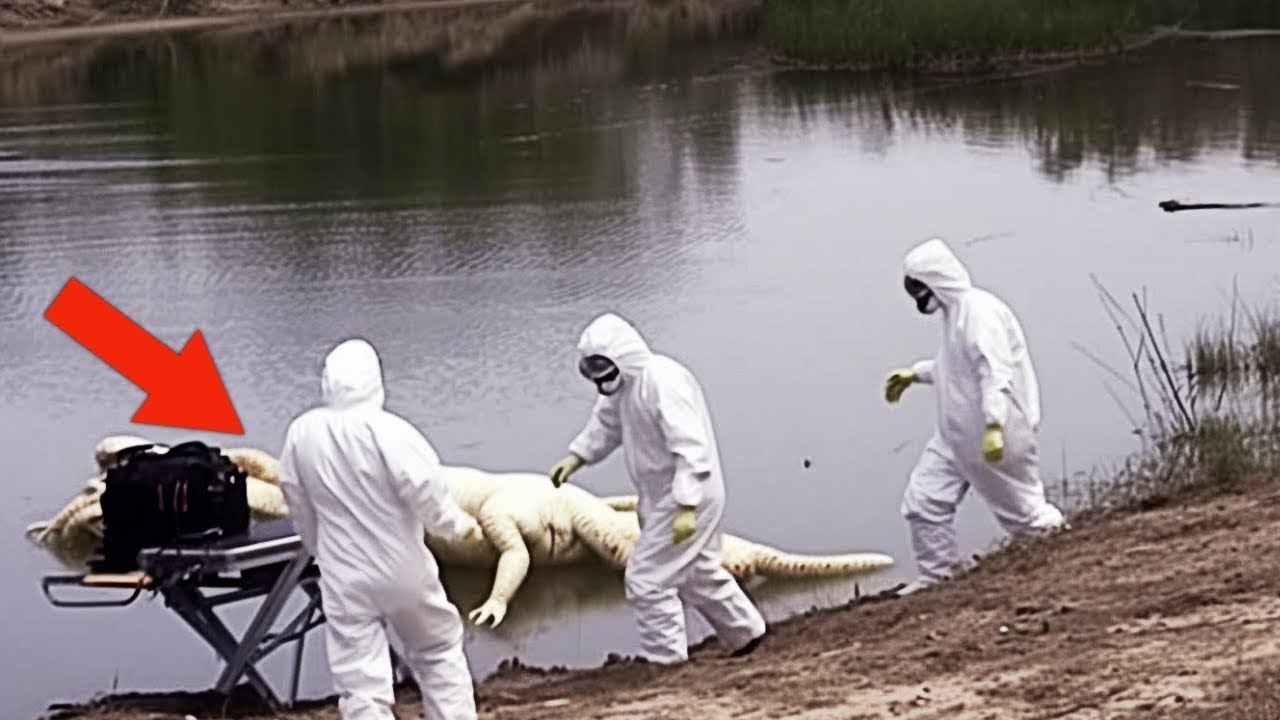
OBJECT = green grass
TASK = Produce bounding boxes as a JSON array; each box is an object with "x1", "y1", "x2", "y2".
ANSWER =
[
  {"x1": 1075, "y1": 293, "x2": 1280, "y2": 515},
  {"x1": 1188, "y1": 322, "x2": 1248, "y2": 396},
  {"x1": 759, "y1": 0, "x2": 1280, "y2": 69},
  {"x1": 1249, "y1": 307, "x2": 1280, "y2": 387},
  {"x1": 1188, "y1": 306, "x2": 1280, "y2": 392}
]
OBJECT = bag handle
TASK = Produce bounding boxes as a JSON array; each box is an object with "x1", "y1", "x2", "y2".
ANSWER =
[{"x1": 42, "y1": 574, "x2": 148, "y2": 608}]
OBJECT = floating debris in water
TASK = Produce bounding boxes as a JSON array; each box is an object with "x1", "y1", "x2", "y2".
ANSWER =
[
  {"x1": 1187, "y1": 80, "x2": 1241, "y2": 91},
  {"x1": 1159, "y1": 199, "x2": 1280, "y2": 212}
]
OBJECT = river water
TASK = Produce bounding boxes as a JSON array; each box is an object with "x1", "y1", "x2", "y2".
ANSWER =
[{"x1": 1, "y1": 7, "x2": 1278, "y2": 717}]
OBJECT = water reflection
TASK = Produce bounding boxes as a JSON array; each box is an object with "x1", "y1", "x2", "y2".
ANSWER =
[
  {"x1": 2, "y1": 14, "x2": 1276, "y2": 197},
  {"x1": 764, "y1": 37, "x2": 1280, "y2": 181}
]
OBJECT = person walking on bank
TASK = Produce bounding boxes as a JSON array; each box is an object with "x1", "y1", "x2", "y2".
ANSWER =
[
  {"x1": 549, "y1": 312, "x2": 768, "y2": 664},
  {"x1": 884, "y1": 238, "x2": 1066, "y2": 596}
]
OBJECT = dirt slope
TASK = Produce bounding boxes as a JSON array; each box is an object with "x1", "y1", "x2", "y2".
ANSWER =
[{"x1": 51, "y1": 475, "x2": 1280, "y2": 720}]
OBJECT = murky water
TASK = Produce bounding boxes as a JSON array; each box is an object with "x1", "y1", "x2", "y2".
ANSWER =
[{"x1": 2, "y1": 7, "x2": 1278, "y2": 716}]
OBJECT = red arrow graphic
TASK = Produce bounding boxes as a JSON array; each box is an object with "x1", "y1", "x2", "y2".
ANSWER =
[{"x1": 44, "y1": 278, "x2": 244, "y2": 435}]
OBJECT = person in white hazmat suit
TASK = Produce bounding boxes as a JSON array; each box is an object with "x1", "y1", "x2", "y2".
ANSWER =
[
  {"x1": 278, "y1": 339, "x2": 481, "y2": 720},
  {"x1": 548, "y1": 313, "x2": 768, "y2": 664},
  {"x1": 884, "y1": 238, "x2": 1066, "y2": 596}
]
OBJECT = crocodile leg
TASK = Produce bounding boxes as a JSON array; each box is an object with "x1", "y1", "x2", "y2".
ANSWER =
[{"x1": 467, "y1": 509, "x2": 529, "y2": 628}]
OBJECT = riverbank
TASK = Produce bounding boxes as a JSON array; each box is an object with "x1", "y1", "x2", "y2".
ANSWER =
[
  {"x1": 45, "y1": 468, "x2": 1280, "y2": 719},
  {"x1": 5, "y1": 0, "x2": 1280, "y2": 76},
  {"x1": 758, "y1": 0, "x2": 1280, "y2": 73},
  {"x1": 0, "y1": 0, "x2": 581, "y2": 45}
]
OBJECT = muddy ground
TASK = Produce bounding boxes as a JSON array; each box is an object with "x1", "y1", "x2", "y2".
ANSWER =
[{"x1": 50, "y1": 473, "x2": 1280, "y2": 720}]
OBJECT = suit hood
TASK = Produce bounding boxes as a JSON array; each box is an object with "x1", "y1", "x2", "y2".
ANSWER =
[
  {"x1": 321, "y1": 339, "x2": 386, "y2": 410},
  {"x1": 577, "y1": 313, "x2": 653, "y2": 377},
  {"x1": 903, "y1": 238, "x2": 973, "y2": 307}
]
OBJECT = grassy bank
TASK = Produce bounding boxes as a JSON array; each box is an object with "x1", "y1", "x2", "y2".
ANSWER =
[
  {"x1": 5, "y1": 0, "x2": 1280, "y2": 78},
  {"x1": 759, "y1": 0, "x2": 1280, "y2": 71},
  {"x1": 1068, "y1": 282, "x2": 1280, "y2": 517}
]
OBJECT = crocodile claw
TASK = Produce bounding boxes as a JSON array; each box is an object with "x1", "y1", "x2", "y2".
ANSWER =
[{"x1": 468, "y1": 599, "x2": 508, "y2": 628}]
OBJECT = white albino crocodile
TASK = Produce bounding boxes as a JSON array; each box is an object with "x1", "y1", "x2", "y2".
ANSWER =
[{"x1": 26, "y1": 435, "x2": 894, "y2": 628}]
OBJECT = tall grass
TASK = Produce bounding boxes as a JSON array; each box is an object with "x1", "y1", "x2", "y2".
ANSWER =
[
  {"x1": 759, "y1": 0, "x2": 1280, "y2": 69},
  {"x1": 1069, "y1": 280, "x2": 1280, "y2": 515}
]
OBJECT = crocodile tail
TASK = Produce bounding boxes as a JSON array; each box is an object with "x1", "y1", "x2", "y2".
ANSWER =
[
  {"x1": 599, "y1": 495, "x2": 638, "y2": 512},
  {"x1": 757, "y1": 549, "x2": 894, "y2": 577},
  {"x1": 723, "y1": 535, "x2": 893, "y2": 579}
]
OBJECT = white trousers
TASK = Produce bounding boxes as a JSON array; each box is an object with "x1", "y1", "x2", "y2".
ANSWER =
[
  {"x1": 900, "y1": 430, "x2": 1065, "y2": 589},
  {"x1": 624, "y1": 526, "x2": 766, "y2": 664},
  {"x1": 322, "y1": 574, "x2": 477, "y2": 720}
]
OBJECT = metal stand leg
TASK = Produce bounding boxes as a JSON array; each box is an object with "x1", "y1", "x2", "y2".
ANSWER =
[
  {"x1": 289, "y1": 601, "x2": 317, "y2": 707},
  {"x1": 210, "y1": 576, "x2": 323, "y2": 709},
  {"x1": 44, "y1": 535, "x2": 328, "y2": 714},
  {"x1": 165, "y1": 586, "x2": 281, "y2": 709},
  {"x1": 214, "y1": 553, "x2": 312, "y2": 695},
  {"x1": 290, "y1": 580, "x2": 324, "y2": 706},
  {"x1": 255, "y1": 581, "x2": 324, "y2": 709}
]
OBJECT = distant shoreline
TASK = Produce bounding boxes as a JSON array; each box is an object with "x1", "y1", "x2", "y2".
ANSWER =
[
  {"x1": 0, "y1": 0, "x2": 545, "y2": 46},
  {"x1": 756, "y1": 0, "x2": 1280, "y2": 74},
  {"x1": 4, "y1": 0, "x2": 1279, "y2": 80}
]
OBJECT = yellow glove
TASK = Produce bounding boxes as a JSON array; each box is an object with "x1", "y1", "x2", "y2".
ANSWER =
[
  {"x1": 548, "y1": 453, "x2": 584, "y2": 488},
  {"x1": 672, "y1": 506, "x2": 697, "y2": 545},
  {"x1": 982, "y1": 424, "x2": 1004, "y2": 464},
  {"x1": 884, "y1": 369, "x2": 918, "y2": 404}
]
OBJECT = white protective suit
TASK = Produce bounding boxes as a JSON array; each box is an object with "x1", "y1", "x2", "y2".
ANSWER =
[
  {"x1": 897, "y1": 239, "x2": 1065, "y2": 592},
  {"x1": 278, "y1": 339, "x2": 479, "y2": 720},
  {"x1": 567, "y1": 313, "x2": 767, "y2": 664}
]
